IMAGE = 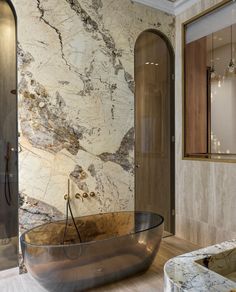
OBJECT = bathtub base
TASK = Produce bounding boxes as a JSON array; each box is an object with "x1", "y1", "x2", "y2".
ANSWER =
[{"x1": 39, "y1": 254, "x2": 153, "y2": 291}]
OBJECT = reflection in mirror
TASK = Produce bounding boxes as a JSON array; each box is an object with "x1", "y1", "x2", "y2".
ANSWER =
[
  {"x1": 184, "y1": 0, "x2": 236, "y2": 160},
  {"x1": 209, "y1": 25, "x2": 236, "y2": 154}
]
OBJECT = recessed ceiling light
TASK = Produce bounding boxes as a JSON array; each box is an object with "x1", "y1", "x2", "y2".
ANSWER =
[
  {"x1": 145, "y1": 62, "x2": 149, "y2": 65},
  {"x1": 151, "y1": 62, "x2": 154, "y2": 65},
  {"x1": 155, "y1": 63, "x2": 159, "y2": 66}
]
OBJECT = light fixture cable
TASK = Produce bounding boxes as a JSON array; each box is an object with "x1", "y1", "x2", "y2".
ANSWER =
[
  {"x1": 211, "y1": 33, "x2": 216, "y2": 78},
  {"x1": 228, "y1": 25, "x2": 235, "y2": 73}
]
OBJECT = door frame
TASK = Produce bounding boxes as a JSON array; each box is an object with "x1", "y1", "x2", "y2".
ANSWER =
[{"x1": 134, "y1": 29, "x2": 175, "y2": 235}]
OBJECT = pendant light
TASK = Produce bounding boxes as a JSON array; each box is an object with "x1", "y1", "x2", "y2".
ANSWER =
[
  {"x1": 227, "y1": 25, "x2": 235, "y2": 74},
  {"x1": 210, "y1": 33, "x2": 216, "y2": 79}
]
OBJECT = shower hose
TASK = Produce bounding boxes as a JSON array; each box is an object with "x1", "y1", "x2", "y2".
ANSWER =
[
  {"x1": 4, "y1": 142, "x2": 12, "y2": 206},
  {"x1": 62, "y1": 179, "x2": 82, "y2": 244},
  {"x1": 61, "y1": 179, "x2": 83, "y2": 260},
  {"x1": 62, "y1": 195, "x2": 82, "y2": 244}
]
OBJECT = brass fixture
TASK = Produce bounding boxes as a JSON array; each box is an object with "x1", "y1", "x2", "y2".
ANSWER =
[
  {"x1": 90, "y1": 192, "x2": 96, "y2": 197},
  {"x1": 82, "y1": 193, "x2": 88, "y2": 198},
  {"x1": 64, "y1": 194, "x2": 69, "y2": 201},
  {"x1": 80, "y1": 171, "x2": 87, "y2": 179},
  {"x1": 75, "y1": 193, "x2": 81, "y2": 199}
]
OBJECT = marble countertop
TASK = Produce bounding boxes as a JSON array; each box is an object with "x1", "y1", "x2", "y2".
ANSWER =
[{"x1": 164, "y1": 239, "x2": 236, "y2": 292}]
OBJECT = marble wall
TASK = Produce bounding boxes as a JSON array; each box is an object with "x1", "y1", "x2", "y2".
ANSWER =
[
  {"x1": 176, "y1": 0, "x2": 236, "y2": 247},
  {"x1": 10, "y1": 0, "x2": 175, "y2": 232}
]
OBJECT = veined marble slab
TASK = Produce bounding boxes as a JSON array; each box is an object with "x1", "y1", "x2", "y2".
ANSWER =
[
  {"x1": 9, "y1": 0, "x2": 175, "y2": 232},
  {"x1": 196, "y1": 247, "x2": 236, "y2": 283},
  {"x1": 164, "y1": 239, "x2": 236, "y2": 292}
]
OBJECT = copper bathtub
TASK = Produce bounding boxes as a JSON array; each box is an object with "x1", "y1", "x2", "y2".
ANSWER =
[{"x1": 20, "y1": 211, "x2": 164, "y2": 291}]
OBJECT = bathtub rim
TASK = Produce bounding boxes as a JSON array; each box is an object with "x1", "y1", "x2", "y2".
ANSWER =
[{"x1": 20, "y1": 211, "x2": 164, "y2": 248}]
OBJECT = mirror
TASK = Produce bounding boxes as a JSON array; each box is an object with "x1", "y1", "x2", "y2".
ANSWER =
[{"x1": 184, "y1": 0, "x2": 236, "y2": 160}]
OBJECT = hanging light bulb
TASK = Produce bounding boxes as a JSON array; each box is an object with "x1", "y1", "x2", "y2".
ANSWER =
[
  {"x1": 211, "y1": 66, "x2": 216, "y2": 79},
  {"x1": 211, "y1": 33, "x2": 217, "y2": 79},
  {"x1": 227, "y1": 25, "x2": 235, "y2": 74},
  {"x1": 228, "y1": 60, "x2": 235, "y2": 73}
]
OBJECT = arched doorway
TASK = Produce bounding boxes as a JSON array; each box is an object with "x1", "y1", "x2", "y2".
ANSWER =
[
  {"x1": 0, "y1": 0, "x2": 18, "y2": 270},
  {"x1": 135, "y1": 30, "x2": 175, "y2": 235}
]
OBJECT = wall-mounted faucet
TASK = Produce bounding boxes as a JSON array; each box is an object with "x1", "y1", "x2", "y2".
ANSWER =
[
  {"x1": 75, "y1": 192, "x2": 96, "y2": 200},
  {"x1": 64, "y1": 194, "x2": 70, "y2": 201}
]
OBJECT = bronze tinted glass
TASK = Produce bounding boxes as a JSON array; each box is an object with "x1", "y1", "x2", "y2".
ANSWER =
[
  {"x1": 184, "y1": 0, "x2": 236, "y2": 160},
  {"x1": 0, "y1": 0, "x2": 18, "y2": 271},
  {"x1": 21, "y1": 211, "x2": 164, "y2": 291},
  {"x1": 134, "y1": 30, "x2": 175, "y2": 234}
]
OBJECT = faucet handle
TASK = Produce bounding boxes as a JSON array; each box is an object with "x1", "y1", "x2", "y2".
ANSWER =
[
  {"x1": 82, "y1": 193, "x2": 88, "y2": 198},
  {"x1": 90, "y1": 192, "x2": 96, "y2": 197},
  {"x1": 64, "y1": 194, "x2": 69, "y2": 201},
  {"x1": 75, "y1": 193, "x2": 81, "y2": 199}
]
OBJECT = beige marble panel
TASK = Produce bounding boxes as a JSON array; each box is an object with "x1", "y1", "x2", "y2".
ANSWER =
[
  {"x1": 7, "y1": 0, "x2": 175, "y2": 230},
  {"x1": 175, "y1": 0, "x2": 236, "y2": 246}
]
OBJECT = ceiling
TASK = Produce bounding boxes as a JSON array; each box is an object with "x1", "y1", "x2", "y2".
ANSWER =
[{"x1": 133, "y1": 0, "x2": 199, "y2": 15}]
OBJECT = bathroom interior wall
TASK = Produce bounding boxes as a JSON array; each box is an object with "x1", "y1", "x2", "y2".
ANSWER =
[
  {"x1": 176, "y1": 0, "x2": 236, "y2": 247},
  {"x1": 10, "y1": 0, "x2": 175, "y2": 233}
]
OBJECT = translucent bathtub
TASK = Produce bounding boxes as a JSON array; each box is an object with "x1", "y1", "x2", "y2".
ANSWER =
[{"x1": 20, "y1": 211, "x2": 164, "y2": 291}]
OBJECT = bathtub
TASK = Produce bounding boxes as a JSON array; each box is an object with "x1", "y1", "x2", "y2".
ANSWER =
[{"x1": 20, "y1": 211, "x2": 164, "y2": 291}]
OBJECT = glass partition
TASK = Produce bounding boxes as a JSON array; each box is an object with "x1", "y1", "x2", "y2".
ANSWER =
[
  {"x1": 135, "y1": 30, "x2": 175, "y2": 234},
  {"x1": 0, "y1": 0, "x2": 18, "y2": 271}
]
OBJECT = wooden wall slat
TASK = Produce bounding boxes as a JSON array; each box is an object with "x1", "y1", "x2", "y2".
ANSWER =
[{"x1": 185, "y1": 37, "x2": 208, "y2": 155}]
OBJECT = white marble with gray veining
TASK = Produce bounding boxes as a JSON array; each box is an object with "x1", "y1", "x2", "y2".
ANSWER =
[
  {"x1": 8, "y1": 0, "x2": 175, "y2": 232},
  {"x1": 164, "y1": 239, "x2": 236, "y2": 292}
]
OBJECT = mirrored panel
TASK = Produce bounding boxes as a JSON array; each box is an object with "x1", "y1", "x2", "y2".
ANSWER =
[{"x1": 184, "y1": 0, "x2": 236, "y2": 160}]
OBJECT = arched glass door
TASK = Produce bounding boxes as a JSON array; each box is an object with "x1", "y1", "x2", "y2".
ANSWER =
[{"x1": 135, "y1": 30, "x2": 175, "y2": 235}]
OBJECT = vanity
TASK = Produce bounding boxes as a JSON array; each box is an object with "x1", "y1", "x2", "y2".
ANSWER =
[{"x1": 164, "y1": 239, "x2": 236, "y2": 292}]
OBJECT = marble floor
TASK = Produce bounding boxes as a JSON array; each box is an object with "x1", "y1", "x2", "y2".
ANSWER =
[{"x1": 0, "y1": 236, "x2": 199, "y2": 292}]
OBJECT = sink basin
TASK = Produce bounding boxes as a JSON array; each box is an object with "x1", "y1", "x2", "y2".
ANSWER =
[{"x1": 196, "y1": 247, "x2": 236, "y2": 282}]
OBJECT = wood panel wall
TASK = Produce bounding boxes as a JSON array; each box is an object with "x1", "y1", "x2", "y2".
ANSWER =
[{"x1": 185, "y1": 37, "x2": 208, "y2": 155}]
